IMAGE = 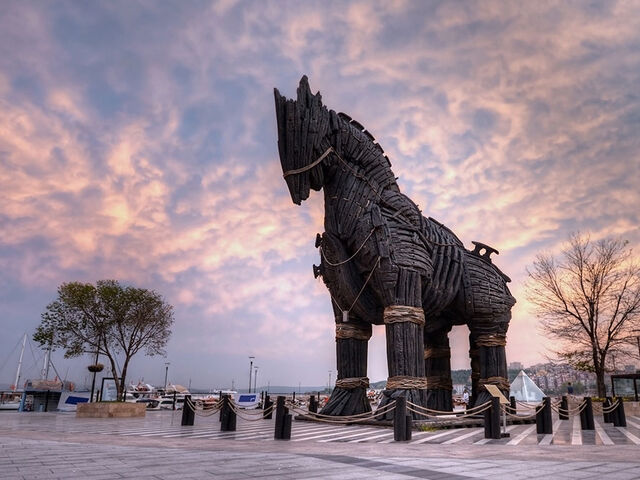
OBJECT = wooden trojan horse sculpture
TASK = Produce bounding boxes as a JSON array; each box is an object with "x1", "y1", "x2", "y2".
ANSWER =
[{"x1": 274, "y1": 76, "x2": 516, "y2": 417}]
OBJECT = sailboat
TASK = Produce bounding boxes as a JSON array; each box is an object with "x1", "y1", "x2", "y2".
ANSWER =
[{"x1": 0, "y1": 334, "x2": 27, "y2": 410}]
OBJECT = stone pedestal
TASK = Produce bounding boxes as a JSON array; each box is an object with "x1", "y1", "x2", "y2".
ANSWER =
[{"x1": 77, "y1": 402, "x2": 146, "y2": 418}]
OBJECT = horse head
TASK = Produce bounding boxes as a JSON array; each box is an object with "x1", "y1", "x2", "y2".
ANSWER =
[{"x1": 274, "y1": 75, "x2": 332, "y2": 205}]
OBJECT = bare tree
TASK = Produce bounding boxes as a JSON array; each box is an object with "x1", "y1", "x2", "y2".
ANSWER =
[
  {"x1": 34, "y1": 280, "x2": 174, "y2": 400},
  {"x1": 526, "y1": 233, "x2": 640, "y2": 396}
]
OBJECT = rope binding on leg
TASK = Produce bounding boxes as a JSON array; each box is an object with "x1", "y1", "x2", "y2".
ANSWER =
[
  {"x1": 335, "y1": 322, "x2": 372, "y2": 341},
  {"x1": 383, "y1": 305, "x2": 425, "y2": 326},
  {"x1": 335, "y1": 377, "x2": 370, "y2": 389}
]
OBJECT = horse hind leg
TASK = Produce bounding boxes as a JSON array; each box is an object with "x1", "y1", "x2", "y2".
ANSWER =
[
  {"x1": 424, "y1": 324, "x2": 453, "y2": 411},
  {"x1": 320, "y1": 311, "x2": 372, "y2": 416},
  {"x1": 468, "y1": 314, "x2": 511, "y2": 407}
]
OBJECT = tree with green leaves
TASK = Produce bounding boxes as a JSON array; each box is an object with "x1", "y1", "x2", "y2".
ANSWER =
[
  {"x1": 34, "y1": 280, "x2": 174, "y2": 401},
  {"x1": 526, "y1": 234, "x2": 640, "y2": 397}
]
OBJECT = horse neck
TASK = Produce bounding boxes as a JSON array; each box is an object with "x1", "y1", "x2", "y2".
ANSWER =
[
  {"x1": 322, "y1": 125, "x2": 399, "y2": 235},
  {"x1": 332, "y1": 122, "x2": 398, "y2": 192}
]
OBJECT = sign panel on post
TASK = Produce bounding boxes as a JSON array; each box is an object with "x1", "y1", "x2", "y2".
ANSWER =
[{"x1": 485, "y1": 384, "x2": 509, "y2": 404}]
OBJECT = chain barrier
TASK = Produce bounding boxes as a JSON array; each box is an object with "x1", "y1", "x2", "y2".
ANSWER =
[
  {"x1": 406, "y1": 402, "x2": 492, "y2": 419},
  {"x1": 600, "y1": 399, "x2": 620, "y2": 414},
  {"x1": 285, "y1": 400, "x2": 393, "y2": 420},
  {"x1": 405, "y1": 400, "x2": 492, "y2": 418},
  {"x1": 501, "y1": 402, "x2": 545, "y2": 419},
  {"x1": 285, "y1": 400, "x2": 397, "y2": 424},
  {"x1": 551, "y1": 399, "x2": 588, "y2": 416},
  {"x1": 185, "y1": 397, "x2": 222, "y2": 417},
  {"x1": 228, "y1": 402, "x2": 276, "y2": 421}
]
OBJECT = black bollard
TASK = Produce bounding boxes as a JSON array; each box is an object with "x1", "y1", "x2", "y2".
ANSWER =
[
  {"x1": 509, "y1": 395, "x2": 516, "y2": 413},
  {"x1": 613, "y1": 397, "x2": 627, "y2": 427},
  {"x1": 603, "y1": 397, "x2": 613, "y2": 423},
  {"x1": 173, "y1": 391, "x2": 177, "y2": 411},
  {"x1": 393, "y1": 396, "x2": 411, "y2": 441},
  {"x1": 274, "y1": 396, "x2": 291, "y2": 440},
  {"x1": 308, "y1": 395, "x2": 318, "y2": 413},
  {"x1": 181, "y1": 395, "x2": 195, "y2": 426},
  {"x1": 220, "y1": 395, "x2": 237, "y2": 432},
  {"x1": 580, "y1": 397, "x2": 595, "y2": 430},
  {"x1": 559, "y1": 396, "x2": 569, "y2": 420},
  {"x1": 219, "y1": 394, "x2": 227, "y2": 425},
  {"x1": 536, "y1": 397, "x2": 553, "y2": 434},
  {"x1": 264, "y1": 394, "x2": 273, "y2": 419},
  {"x1": 484, "y1": 397, "x2": 501, "y2": 439}
]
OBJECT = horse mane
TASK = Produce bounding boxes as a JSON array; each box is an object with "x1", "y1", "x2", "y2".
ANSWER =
[{"x1": 335, "y1": 111, "x2": 399, "y2": 193}]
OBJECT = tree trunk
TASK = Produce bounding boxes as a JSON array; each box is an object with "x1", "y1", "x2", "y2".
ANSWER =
[
  {"x1": 119, "y1": 360, "x2": 129, "y2": 402},
  {"x1": 595, "y1": 354, "x2": 607, "y2": 398},
  {"x1": 105, "y1": 354, "x2": 121, "y2": 401}
]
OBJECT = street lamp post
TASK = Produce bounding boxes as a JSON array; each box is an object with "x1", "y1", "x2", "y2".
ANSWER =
[
  {"x1": 253, "y1": 366, "x2": 259, "y2": 393},
  {"x1": 248, "y1": 356, "x2": 255, "y2": 393},
  {"x1": 164, "y1": 362, "x2": 170, "y2": 390}
]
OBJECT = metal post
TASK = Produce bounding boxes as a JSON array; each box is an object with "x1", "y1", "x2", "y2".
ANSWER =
[
  {"x1": 484, "y1": 397, "x2": 501, "y2": 439},
  {"x1": 248, "y1": 356, "x2": 255, "y2": 393},
  {"x1": 613, "y1": 397, "x2": 627, "y2": 427},
  {"x1": 181, "y1": 395, "x2": 195, "y2": 426},
  {"x1": 536, "y1": 397, "x2": 552, "y2": 434},
  {"x1": 220, "y1": 395, "x2": 236, "y2": 431},
  {"x1": 164, "y1": 362, "x2": 170, "y2": 390},
  {"x1": 274, "y1": 395, "x2": 291, "y2": 440},
  {"x1": 173, "y1": 391, "x2": 177, "y2": 411},
  {"x1": 559, "y1": 396, "x2": 569, "y2": 420},
  {"x1": 253, "y1": 366, "x2": 258, "y2": 394},
  {"x1": 393, "y1": 396, "x2": 411, "y2": 441},
  {"x1": 580, "y1": 397, "x2": 594, "y2": 430}
]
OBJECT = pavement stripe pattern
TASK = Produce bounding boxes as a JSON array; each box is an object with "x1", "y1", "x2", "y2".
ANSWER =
[{"x1": 2, "y1": 411, "x2": 640, "y2": 446}]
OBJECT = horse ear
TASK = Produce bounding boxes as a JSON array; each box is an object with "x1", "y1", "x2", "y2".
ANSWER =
[
  {"x1": 297, "y1": 75, "x2": 322, "y2": 108},
  {"x1": 297, "y1": 75, "x2": 312, "y2": 108}
]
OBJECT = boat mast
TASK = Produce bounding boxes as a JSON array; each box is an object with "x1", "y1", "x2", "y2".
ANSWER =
[
  {"x1": 13, "y1": 333, "x2": 27, "y2": 391},
  {"x1": 41, "y1": 341, "x2": 52, "y2": 380}
]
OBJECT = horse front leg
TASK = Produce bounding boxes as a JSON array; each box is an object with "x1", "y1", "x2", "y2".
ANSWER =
[
  {"x1": 376, "y1": 268, "x2": 428, "y2": 419},
  {"x1": 320, "y1": 310, "x2": 372, "y2": 416}
]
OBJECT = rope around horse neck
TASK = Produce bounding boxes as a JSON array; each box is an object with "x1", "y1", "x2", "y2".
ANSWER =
[
  {"x1": 327, "y1": 256, "x2": 381, "y2": 315},
  {"x1": 319, "y1": 227, "x2": 376, "y2": 267},
  {"x1": 282, "y1": 147, "x2": 333, "y2": 178}
]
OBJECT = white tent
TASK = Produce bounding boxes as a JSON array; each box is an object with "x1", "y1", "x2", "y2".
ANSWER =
[{"x1": 509, "y1": 370, "x2": 545, "y2": 402}]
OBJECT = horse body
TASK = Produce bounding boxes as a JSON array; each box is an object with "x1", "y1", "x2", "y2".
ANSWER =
[{"x1": 275, "y1": 76, "x2": 515, "y2": 415}]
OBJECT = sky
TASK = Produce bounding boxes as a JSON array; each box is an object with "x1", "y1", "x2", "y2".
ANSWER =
[{"x1": 1, "y1": 0, "x2": 639, "y2": 391}]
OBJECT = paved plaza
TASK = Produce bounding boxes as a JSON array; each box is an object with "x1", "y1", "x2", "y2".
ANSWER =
[{"x1": 2, "y1": 411, "x2": 640, "y2": 479}]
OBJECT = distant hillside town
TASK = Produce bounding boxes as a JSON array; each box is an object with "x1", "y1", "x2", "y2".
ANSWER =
[{"x1": 443, "y1": 361, "x2": 638, "y2": 396}]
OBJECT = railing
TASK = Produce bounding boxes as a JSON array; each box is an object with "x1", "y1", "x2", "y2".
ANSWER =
[{"x1": 177, "y1": 393, "x2": 629, "y2": 441}]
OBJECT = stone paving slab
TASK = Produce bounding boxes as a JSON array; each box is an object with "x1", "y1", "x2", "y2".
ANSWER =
[{"x1": 1, "y1": 411, "x2": 640, "y2": 479}]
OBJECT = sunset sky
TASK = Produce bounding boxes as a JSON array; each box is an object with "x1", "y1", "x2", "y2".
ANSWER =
[{"x1": 1, "y1": 1, "x2": 639, "y2": 391}]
